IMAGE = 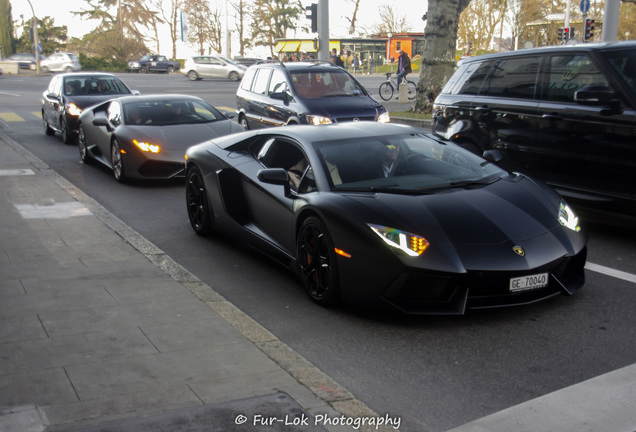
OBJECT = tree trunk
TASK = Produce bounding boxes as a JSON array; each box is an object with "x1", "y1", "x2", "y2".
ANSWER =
[{"x1": 413, "y1": 0, "x2": 471, "y2": 113}]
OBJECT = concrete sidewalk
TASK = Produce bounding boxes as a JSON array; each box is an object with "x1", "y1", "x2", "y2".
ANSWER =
[{"x1": 0, "y1": 131, "x2": 391, "y2": 432}]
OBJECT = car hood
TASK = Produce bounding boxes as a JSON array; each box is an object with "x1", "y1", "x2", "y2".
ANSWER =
[
  {"x1": 127, "y1": 120, "x2": 244, "y2": 150},
  {"x1": 67, "y1": 95, "x2": 130, "y2": 109},
  {"x1": 345, "y1": 176, "x2": 562, "y2": 245},
  {"x1": 301, "y1": 95, "x2": 385, "y2": 118},
  {"x1": 339, "y1": 177, "x2": 581, "y2": 271}
]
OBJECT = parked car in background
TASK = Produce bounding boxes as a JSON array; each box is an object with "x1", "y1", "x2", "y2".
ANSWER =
[
  {"x1": 433, "y1": 41, "x2": 636, "y2": 219},
  {"x1": 232, "y1": 57, "x2": 262, "y2": 66},
  {"x1": 128, "y1": 55, "x2": 181, "y2": 73},
  {"x1": 183, "y1": 55, "x2": 247, "y2": 81},
  {"x1": 78, "y1": 94, "x2": 244, "y2": 182},
  {"x1": 4, "y1": 52, "x2": 43, "y2": 70},
  {"x1": 41, "y1": 72, "x2": 138, "y2": 144},
  {"x1": 184, "y1": 122, "x2": 587, "y2": 314},
  {"x1": 236, "y1": 59, "x2": 389, "y2": 129},
  {"x1": 40, "y1": 52, "x2": 81, "y2": 72}
]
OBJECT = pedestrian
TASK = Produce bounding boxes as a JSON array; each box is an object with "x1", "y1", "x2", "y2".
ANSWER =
[
  {"x1": 353, "y1": 55, "x2": 360, "y2": 73},
  {"x1": 331, "y1": 48, "x2": 344, "y2": 67},
  {"x1": 396, "y1": 49, "x2": 412, "y2": 86}
]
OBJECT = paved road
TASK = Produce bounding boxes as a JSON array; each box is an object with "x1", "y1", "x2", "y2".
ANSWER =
[{"x1": 1, "y1": 72, "x2": 635, "y2": 432}]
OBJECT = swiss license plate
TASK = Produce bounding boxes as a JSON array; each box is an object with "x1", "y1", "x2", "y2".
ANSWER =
[{"x1": 509, "y1": 273, "x2": 548, "y2": 292}]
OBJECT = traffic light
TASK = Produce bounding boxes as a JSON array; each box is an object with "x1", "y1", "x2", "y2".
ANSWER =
[
  {"x1": 585, "y1": 18, "x2": 595, "y2": 41},
  {"x1": 306, "y1": 3, "x2": 318, "y2": 33},
  {"x1": 563, "y1": 27, "x2": 570, "y2": 41},
  {"x1": 557, "y1": 28, "x2": 564, "y2": 42}
]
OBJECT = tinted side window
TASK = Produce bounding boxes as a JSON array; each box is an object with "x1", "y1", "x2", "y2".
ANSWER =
[
  {"x1": 541, "y1": 54, "x2": 610, "y2": 103},
  {"x1": 240, "y1": 68, "x2": 256, "y2": 91},
  {"x1": 456, "y1": 61, "x2": 493, "y2": 95},
  {"x1": 252, "y1": 68, "x2": 271, "y2": 95},
  {"x1": 481, "y1": 56, "x2": 540, "y2": 99},
  {"x1": 107, "y1": 102, "x2": 122, "y2": 126},
  {"x1": 268, "y1": 70, "x2": 290, "y2": 96}
]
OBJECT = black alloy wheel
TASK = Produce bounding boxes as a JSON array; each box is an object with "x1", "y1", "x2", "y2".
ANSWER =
[
  {"x1": 186, "y1": 165, "x2": 213, "y2": 235},
  {"x1": 111, "y1": 138, "x2": 125, "y2": 182},
  {"x1": 78, "y1": 124, "x2": 91, "y2": 163},
  {"x1": 297, "y1": 216, "x2": 340, "y2": 306},
  {"x1": 60, "y1": 116, "x2": 74, "y2": 144},
  {"x1": 43, "y1": 112, "x2": 54, "y2": 136}
]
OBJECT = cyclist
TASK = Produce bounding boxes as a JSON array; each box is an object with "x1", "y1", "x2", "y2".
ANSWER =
[{"x1": 396, "y1": 49, "x2": 412, "y2": 87}]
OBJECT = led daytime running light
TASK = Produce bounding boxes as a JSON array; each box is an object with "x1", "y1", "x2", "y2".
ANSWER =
[
  {"x1": 368, "y1": 224, "x2": 429, "y2": 256},
  {"x1": 133, "y1": 139, "x2": 160, "y2": 153}
]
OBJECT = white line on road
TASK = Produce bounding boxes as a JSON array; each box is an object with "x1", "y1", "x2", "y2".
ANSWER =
[{"x1": 585, "y1": 262, "x2": 636, "y2": 284}]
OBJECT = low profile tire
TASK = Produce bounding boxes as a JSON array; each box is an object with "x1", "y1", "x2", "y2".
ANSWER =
[
  {"x1": 297, "y1": 216, "x2": 340, "y2": 306},
  {"x1": 186, "y1": 165, "x2": 214, "y2": 235},
  {"x1": 78, "y1": 123, "x2": 91, "y2": 164},
  {"x1": 111, "y1": 138, "x2": 126, "y2": 182},
  {"x1": 43, "y1": 113, "x2": 54, "y2": 136},
  {"x1": 60, "y1": 117, "x2": 75, "y2": 145},
  {"x1": 239, "y1": 115, "x2": 249, "y2": 130},
  {"x1": 187, "y1": 71, "x2": 199, "y2": 81}
]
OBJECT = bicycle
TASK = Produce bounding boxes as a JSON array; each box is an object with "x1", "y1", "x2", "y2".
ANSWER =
[{"x1": 378, "y1": 72, "x2": 416, "y2": 101}]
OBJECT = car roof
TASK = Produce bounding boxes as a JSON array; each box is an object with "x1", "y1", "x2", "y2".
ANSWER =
[
  {"x1": 251, "y1": 60, "x2": 344, "y2": 72},
  {"x1": 59, "y1": 72, "x2": 117, "y2": 78},
  {"x1": 460, "y1": 41, "x2": 636, "y2": 64},
  {"x1": 255, "y1": 122, "x2": 422, "y2": 144},
  {"x1": 115, "y1": 94, "x2": 204, "y2": 104}
]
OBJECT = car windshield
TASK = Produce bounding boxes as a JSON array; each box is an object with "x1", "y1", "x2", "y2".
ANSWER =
[
  {"x1": 316, "y1": 133, "x2": 507, "y2": 192},
  {"x1": 291, "y1": 70, "x2": 365, "y2": 97},
  {"x1": 63, "y1": 75, "x2": 131, "y2": 96},
  {"x1": 123, "y1": 99, "x2": 226, "y2": 126},
  {"x1": 600, "y1": 48, "x2": 636, "y2": 94}
]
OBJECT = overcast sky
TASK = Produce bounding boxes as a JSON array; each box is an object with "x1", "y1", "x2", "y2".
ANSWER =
[{"x1": 11, "y1": 0, "x2": 428, "y2": 58}]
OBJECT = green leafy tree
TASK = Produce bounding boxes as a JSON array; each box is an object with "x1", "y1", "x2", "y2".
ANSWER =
[
  {"x1": 230, "y1": 0, "x2": 252, "y2": 57},
  {"x1": 14, "y1": 16, "x2": 68, "y2": 56},
  {"x1": 1, "y1": 0, "x2": 14, "y2": 57},
  {"x1": 183, "y1": 0, "x2": 222, "y2": 55},
  {"x1": 74, "y1": 0, "x2": 161, "y2": 61},
  {"x1": 249, "y1": 0, "x2": 304, "y2": 58}
]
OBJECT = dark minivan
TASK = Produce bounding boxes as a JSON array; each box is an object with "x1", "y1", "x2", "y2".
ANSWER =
[
  {"x1": 236, "y1": 60, "x2": 389, "y2": 129},
  {"x1": 433, "y1": 42, "x2": 636, "y2": 219}
]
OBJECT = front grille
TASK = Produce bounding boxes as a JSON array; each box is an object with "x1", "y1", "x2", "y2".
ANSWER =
[
  {"x1": 138, "y1": 161, "x2": 185, "y2": 178},
  {"x1": 335, "y1": 116, "x2": 377, "y2": 123}
]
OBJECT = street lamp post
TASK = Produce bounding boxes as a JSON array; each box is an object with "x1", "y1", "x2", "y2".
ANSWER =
[{"x1": 25, "y1": 0, "x2": 40, "y2": 74}]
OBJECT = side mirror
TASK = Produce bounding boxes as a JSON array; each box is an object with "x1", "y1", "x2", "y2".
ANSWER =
[
  {"x1": 574, "y1": 85, "x2": 618, "y2": 107},
  {"x1": 92, "y1": 116, "x2": 110, "y2": 127},
  {"x1": 223, "y1": 111, "x2": 236, "y2": 119},
  {"x1": 257, "y1": 168, "x2": 291, "y2": 196},
  {"x1": 270, "y1": 92, "x2": 291, "y2": 102},
  {"x1": 482, "y1": 149, "x2": 503, "y2": 163}
]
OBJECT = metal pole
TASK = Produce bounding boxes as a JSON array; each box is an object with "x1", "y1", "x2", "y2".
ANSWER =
[
  {"x1": 602, "y1": 0, "x2": 620, "y2": 42},
  {"x1": 564, "y1": 0, "x2": 571, "y2": 30},
  {"x1": 318, "y1": 0, "x2": 329, "y2": 61},
  {"x1": 25, "y1": 0, "x2": 40, "y2": 74}
]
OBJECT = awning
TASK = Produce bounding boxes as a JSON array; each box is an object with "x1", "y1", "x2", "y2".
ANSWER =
[
  {"x1": 279, "y1": 41, "x2": 301, "y2": 52},
  {"x1": 274, "y1": 41, "x2": 286, "y2": 52},
  {"x1": 299, "y1": 41, "x2": 317, "y2": 52}
]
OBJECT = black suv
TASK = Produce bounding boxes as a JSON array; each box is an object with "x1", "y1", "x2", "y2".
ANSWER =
[
  {"x1": 236, "y1": 60, "x2": 389, "y2": 129},
  {"x1": 433, "y1": 42, "x2": 636, "y2": 218}
]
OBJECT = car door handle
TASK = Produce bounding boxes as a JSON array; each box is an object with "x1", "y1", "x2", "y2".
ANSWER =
[
  {"x1": 475, "y1": 106, "x2": 490, "y2": 113},
  {"x1": 542, "y1": 113, "x2": 561, "y2": 121}
]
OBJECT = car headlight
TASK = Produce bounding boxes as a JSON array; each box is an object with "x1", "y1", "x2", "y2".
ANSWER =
[
  {"x1": 368, "y1": 224, "x2": 429, "y2": 256},
  {"x1": 558, "y1": 200, "x2": 581, "y2": 232},
  {"x1": 133, "y1": 139, "x2": 160, "y2": 153},
  {"x1": 305, "y1": 114, "x2": 332, "y2": 125},
  {"x1": 66, "y1": 103, "x2": 82, "y2": 117},
  {"x1": 377, "y1": 112, "x2": 391, "y2": 123}
]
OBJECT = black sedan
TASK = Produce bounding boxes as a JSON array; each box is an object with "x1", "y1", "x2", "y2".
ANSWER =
[
  {"x1": 78, "y1": 94, "x2": 245, "y2": 182},
  {"x1": 184, "y1": 123, "x2": 587, "y2": 314},
  {"x1": 42, "y1": 72, "x2": 138, "y2": 144}
]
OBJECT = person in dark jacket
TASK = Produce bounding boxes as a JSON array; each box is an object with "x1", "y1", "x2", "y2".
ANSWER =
[{"x1": 396, "y1": 49, "x2": 412, "y2": 86}]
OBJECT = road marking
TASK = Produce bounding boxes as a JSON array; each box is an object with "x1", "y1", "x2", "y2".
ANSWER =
[
  {"x1": 586, "y1": 262, "x2": 636, "y2": 284},
  {"x1": 15, "y1": 202, "x2": 92, "y2": 219},
  {"x1": 216, "y1": 106, "x2": 236, "y2": 112},
  {"x1": 0, "y1": 112, "x2": 25, "y2": 122},
  {"x1": 0, "y1": 169, "x2": 35, "y2": 176},
  {"x1": 0, "y1": 92, "x2": 21, "y2": 97},
  {"x1": 32, "y1": 111, "x2": 42, "y2": 118}
]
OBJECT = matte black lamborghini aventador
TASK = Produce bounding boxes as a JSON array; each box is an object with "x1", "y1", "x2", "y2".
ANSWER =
[{"x1": 184, "y1": 122, "x2": 587, "y2": 314}]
